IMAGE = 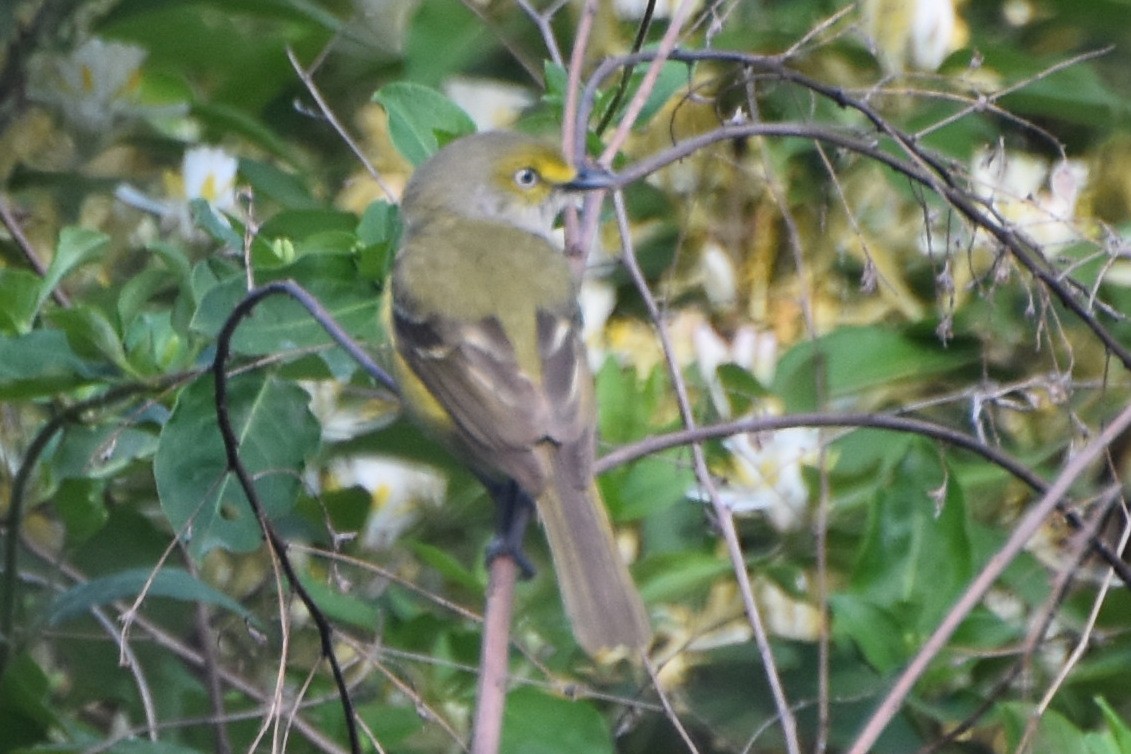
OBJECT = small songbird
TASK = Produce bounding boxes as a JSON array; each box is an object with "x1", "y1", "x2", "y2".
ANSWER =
[{"x1": 384, "y1": 131, "x2": 651, "y2": 655}]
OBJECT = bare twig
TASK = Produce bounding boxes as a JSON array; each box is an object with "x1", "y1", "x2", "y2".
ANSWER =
[
  {"x1": 470, "y1": 556, "x2": 519, "y2": 754},
  {"x1": 0, "y1": 194, "x2": 71, "y2": 307},
  {"x1": 0, "y1": 381, "x2": 174, "y2": 680},
  {"x1": 594, "y1": 0, "x2": 658, "y2": 136},
  {"x1": 516, "y1": 0, "x2": 567, "y2": 67},
  {"x1": 611, "y1": 190, "x2": 802, "y2": 754},
  {"x1": 573, "y1": 49, "x2": 1131, "y2": 371},
  {"x1": 285, "y1": 47, "x2": 397, "y2": 203},
  {"x1": 212, "y1": 284, "x2": 366, "y2": 754},
  {"x1": 598, "y1": 0, "x2": 697, "y2": 164},
  {"x1": 596, "y1": 411, "x2": 1131, "y2": 587},
  {"x1": 643, "y1": 654, "x2": 699, "y2": 752},
  {"x1": 18, "y1": 538, "x2": 349, "y2": 754}
]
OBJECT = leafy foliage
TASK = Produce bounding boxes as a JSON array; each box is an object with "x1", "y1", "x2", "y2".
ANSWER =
[{"x1": 2, "y1": 1, "x2": 1131, "y2": 753}]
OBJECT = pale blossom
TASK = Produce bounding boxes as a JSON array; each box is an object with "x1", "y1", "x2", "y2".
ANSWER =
[
  {"x1": 444, "y1": 77, "x2": 534, "y2": 131},
  {"x1": 115, "y1": 146, "x2": 240, "y2": 240},
  {"x1": 613, "y1": 0, "x2": 702, "y2": 20},
  {"x1": 30, "y1": 37, "x2": 147, "y2": 135},
  {"x1": 578, "y1": 279, "x2": 618, "y2": 370},
  {"x1": 862, "y1": 0, "x2": 964, "y2": 74},
  {"x1": 700, "y1": 241, "x2": 738, "y2": 309},
  {"x1": 692, "y1": 318, "x2": 777, "y2": 417},
  {"x1": 326, "y1": 456, "x2": 446, "y2": 551},
  {"x1": 698, "y1": 426, "x2": 820, "y2": 532},
  {"x1": 968, "y1": 148, "x2": 1088, "y2": 255}
]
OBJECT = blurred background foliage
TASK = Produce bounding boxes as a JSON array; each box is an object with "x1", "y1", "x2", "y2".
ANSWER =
[{"x1": 3, "y1": 0, "x2": 1131, "y2": 752}]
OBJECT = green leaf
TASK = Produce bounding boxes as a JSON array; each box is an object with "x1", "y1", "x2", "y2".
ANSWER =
[
  {"x1": 295, "y1": 574, "x2": 380, "y2": 631},
  {"x1": 501, "y1": 687, "x2": 614, "y2": 754},
  {"x1": 189, "y1": 198, "x2": 242, "y2": 249},
  {"x1": 124, "y1": 310, "x2": 191, "y2": 374},
  {"x1": 48, "y1": 566, "x2": 256, "y2": 626},
  {"x1": 997, "y1": 49, "x2": 1129, "y2": 128},
  {"x1": 716, "y1": 362, "x2": 769, "y2": 416},
  {"x1": 772, "y1": 325, "x2": 977, "y2": 412},
  {"x1": 829, "y1": 593, "x2": 909, "y2": 673},
  {"x1": 410, "y1": 541, "x2": 482, "y2": 591},
  {"x1": 55, "y1": 478, "x2": 111, "y2": 545},
  {"x1": 36, "y1": 227, "x2": 109, "y2": 311},
  {"x1": 43, "y1": 306, "x2": 130, "y2": 372},
  {"x1": 0, "y1": 652, "x2": 54, "y2": 748},
  {"x1": 602, "y1": 456, "x2": 693, "y2": 520},
  {"x1": 258, "y1": 209, "x2": 358, "y2": 241},
  {"x1": 998, "y1": 704, "x2": 1094, "y2": 754},
  {"x1": 637, "y1": 550, "x2": 729, "y2": 603},
  {"x1": 404, "y1": 1, "x2": 491, "y2": 87},
  {"x1": 1095, "y1": 696, "x2": 1131, "y2": 754},
  {"x1": 189, "y1": 254, "x2": 380, "y2": 358},
  {"x1": 358, "y1": 203, "x2": 401, "y2": 281},
  {"x1": 0, "y1": 329, "x2": 106, "y2": 399},
  {"x1": 52, "y1": 424, "x2": 159, "y2": 480},
  {"x1": 851, "y1": 447, "x2": 972, "y2": 628},
  {"x1": 239, "y1": 157, "x2": 319, "y2": 209},
  {"x1": 154, "y1": 373, "x2": 320, "y2": 557},
  {"x1": 619, "y1": 60, "x2": 690, "y2": 128},
  {"x1": 373, "y1": 81, "x2": 476, "y2": 166},
  {"x1": 0, "y1": 269, "x2": 42, "y2": 334}
]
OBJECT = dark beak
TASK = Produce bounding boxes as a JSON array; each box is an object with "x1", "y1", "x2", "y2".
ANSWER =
[{"x1": 562, "y1": 164, "x2": 616, "y2": 192}]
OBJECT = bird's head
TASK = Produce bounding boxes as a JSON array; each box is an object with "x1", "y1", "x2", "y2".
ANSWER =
[{"x1": 401, "y1": 131, "x2": 611, "y2": 239}]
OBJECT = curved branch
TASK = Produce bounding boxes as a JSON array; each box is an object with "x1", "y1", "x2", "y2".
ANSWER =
[
  {"x1": 597, "y1": 411, "x2": 1131, "y2": 587},
  {"x1": 572, "y1": 50, "x2": 1131, "y2": 371},
  {"x1": 212, "y1": 282, "x2": 374, "y2": 754}
]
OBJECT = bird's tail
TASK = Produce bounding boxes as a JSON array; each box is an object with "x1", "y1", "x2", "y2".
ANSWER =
[{"x1": 537, "y1": 467, "x2": 651, "y2": 656}]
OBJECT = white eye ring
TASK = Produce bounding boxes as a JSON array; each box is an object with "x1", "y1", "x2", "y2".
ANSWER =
[{"x1": 513, "y1": 167, "x2": 540, "y2": 188}]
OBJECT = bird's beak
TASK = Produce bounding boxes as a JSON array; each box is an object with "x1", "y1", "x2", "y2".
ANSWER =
[{"x1": 562, "y1": 165, "x2": 616, "y2": 192}]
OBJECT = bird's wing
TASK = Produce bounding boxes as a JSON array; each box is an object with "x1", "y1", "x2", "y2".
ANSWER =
[{"x1": 392, "y1": 292, "x2": 591, "y2": 494}]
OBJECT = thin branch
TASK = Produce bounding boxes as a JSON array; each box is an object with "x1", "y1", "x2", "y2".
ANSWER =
[
  {"x1": 0, "y1": 194, "x2": 71, "y2": 307},
  {"x1": 596, "y1": 411, "x2": 1131, "y2": 587},
  {"x1": 0, "y1": 381, "x2": 174, "y2": 679},
  {"x1": 516, "y1": 0, "x2": 567, "y2": 68},
  {"x1": 594, "y1": 0, "x2": 658, "y2": 135},
  {"x1": 470, "y1": 557, "x2": 519, "y2": 754},
  {"x1": 573, "y1": 49, "x2": 1131, "y2": 371},
  {"x1": 285, "y1": 47, "x2": 396, "y2": 204},
  {"x1": 18, "y1": 539, "x2": 349, "y2": 754},
  {"x1": 212, "y1": 285, "x2": 365, "y2": 754},
  {"x1": 192, "y1": 597, "x2": 232, "y2": 754},
  {"x1": 643, "y1": 654, "x2": 699, "y2": 752},
  {"x1": 598, "y1": 0, "x2": 698, "y2": 165},
  {"x1": 612, "y1": 190, "x2": 802, "y2": 754}
]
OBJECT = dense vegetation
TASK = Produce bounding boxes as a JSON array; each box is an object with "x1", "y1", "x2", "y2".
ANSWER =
[{"x1": 3, "y1": 1, "x2": 1131, "y2": 752}]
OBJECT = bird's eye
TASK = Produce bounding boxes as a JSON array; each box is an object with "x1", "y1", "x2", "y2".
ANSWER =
[{"x1": 513, "y1": 167, "x2": 540, "y2": 188}]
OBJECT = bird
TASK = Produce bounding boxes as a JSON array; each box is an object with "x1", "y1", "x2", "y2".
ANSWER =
[{"x1": 384, "y1": 131, "x2": 651, "y2": 656}]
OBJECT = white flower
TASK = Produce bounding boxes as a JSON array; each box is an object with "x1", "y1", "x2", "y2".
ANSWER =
[
  {"x1": 175, "y1": 146, "x2": 239, "y2": 212},
  {"x1": 700, "y1": 241, "x2": 738, "y2": 310},
  {"x1": 115, "y1": 145, "x2": 240, "y2": 240},
  {"x1": 444, "y1": 77, "x2": 534, "y2": 131},
  {"x1": 909, "y1": 0, "x2": 957, "y2": 71},
  {"x1": 692, "y1": 319, "x2": 777, "y2": 417},
  {"x1": 613, "y1": 0, "x2": 702, "y2": 20},
  {"x1": 326, "y1": 456, "x2": 447, "y2": 551},
  {"x1": 578, "y1": 279, "x2": 617, "y2": 370},
  {"x1": 968, "y1": 148, "x2": 1088, "y2": 255},
  {"x1": 301, "y1": 380, "x2": 397, "y2": 442},
  {"x1": 692, "y1": 425, "x2": 820, "y2": 532},
  {"x1": 31, "y1": 38, "x2": 147, "y2": 135},
  {"x1": 862, "y1": 0, "x2": 962, "y2": 74}
]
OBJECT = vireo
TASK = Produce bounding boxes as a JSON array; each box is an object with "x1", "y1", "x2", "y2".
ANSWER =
[{"x1": 385, "y1": 131, "x2": 651, "y2": 655}]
